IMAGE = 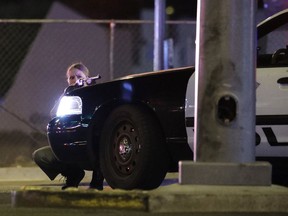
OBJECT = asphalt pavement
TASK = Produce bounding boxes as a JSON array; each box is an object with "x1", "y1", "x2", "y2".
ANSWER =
[{"x1": 1, "y1": 166, "x2": 288, "y2": 214}]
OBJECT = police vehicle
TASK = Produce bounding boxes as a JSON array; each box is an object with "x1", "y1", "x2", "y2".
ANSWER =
[{"x1": 48, "y1": 9, "x2": 288, "y2": 189}]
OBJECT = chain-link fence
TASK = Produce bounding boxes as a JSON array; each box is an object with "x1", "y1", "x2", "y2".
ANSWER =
[{"x1": 0, "y1": 19, "x2": 196, "y2": 167}]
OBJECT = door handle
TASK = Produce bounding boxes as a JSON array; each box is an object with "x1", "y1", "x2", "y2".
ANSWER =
[{"x1": 277, "y1": 77, "x2": 288, "y2": 85}]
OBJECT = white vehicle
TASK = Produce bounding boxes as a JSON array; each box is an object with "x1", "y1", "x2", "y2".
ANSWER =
[{"x1": 185, "y1": 9, "x2": 288, "y2": 184}]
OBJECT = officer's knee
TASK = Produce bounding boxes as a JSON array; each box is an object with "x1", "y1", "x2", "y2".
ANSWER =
[
  {"x1": 32, "y1": 149, "x2": 40, "y2": 163},
  {"x1": 32, "y1": 146, "x2": 50, "y2": 164}
]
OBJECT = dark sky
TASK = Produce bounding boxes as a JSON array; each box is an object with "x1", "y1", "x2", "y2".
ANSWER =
[
  {"x1": 0, "y1": 0, "x2": 281, "y2": 20},
  {"x1": 0, "y1": 0, "x2": 198, "y2": 19}
]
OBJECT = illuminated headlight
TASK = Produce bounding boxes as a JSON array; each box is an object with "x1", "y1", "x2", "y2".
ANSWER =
[{"x1": 56, "y1": 96, "x2": 82, "y2": 117}]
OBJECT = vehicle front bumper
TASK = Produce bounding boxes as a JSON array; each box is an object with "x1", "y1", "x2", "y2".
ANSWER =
[{"x1": 47, "y1": 115, "x2": 90, "y2": 164}]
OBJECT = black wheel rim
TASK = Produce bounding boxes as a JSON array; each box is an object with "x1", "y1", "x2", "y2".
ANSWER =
[{"x1": 110, "y1": 120, "x2": 140, "y2": 176}]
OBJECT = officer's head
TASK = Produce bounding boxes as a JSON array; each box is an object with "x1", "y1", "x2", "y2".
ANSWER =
[{"x1": 66, "y1": 62, "x2": 89, "y2": 86}]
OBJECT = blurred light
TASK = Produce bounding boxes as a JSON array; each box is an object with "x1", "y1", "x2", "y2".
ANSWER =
[
  {"x1": 123, "y1": 82, "x2": 132, "y2": 91},
  {"x1": 263, "y1": 0, "x2": 288, "y2": 15},
  {"x1": 166, "y1": 6, "x2": 175, "y2": 15},
  {"x1": 122, "y1": 82, "x2": 133, "y2": 101}
]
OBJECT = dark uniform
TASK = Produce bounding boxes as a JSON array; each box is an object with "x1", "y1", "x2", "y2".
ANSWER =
[{"x1": 32, "y1": 146, "x2": 104, "y2": 189}]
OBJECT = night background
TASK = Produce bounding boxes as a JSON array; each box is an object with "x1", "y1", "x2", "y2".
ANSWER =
[
  {"x1": 0, "y1": 0, "x2": 286, "y2": 100},
  {"x1": 0, "y1": 0, "x2": 287, "y2": 168},
  {"x1": 0, "y1": 0, "x2": 197, "y2": 19}
]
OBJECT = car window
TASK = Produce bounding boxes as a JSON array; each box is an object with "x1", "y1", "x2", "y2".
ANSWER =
[{"x1": 258, "y1": 23, "x2": 288, "y2": 68}]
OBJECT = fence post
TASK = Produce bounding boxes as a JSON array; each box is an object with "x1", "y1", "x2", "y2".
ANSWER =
[
  {"x1": 109, "y1": 21, "x2": 115, "y2": 80},
  {"x1": 154, "y1": 0, "x2": 166, "y2": 71},
  {"x1": 179, "y1": 0, "x2": 271, "y2": 186}
]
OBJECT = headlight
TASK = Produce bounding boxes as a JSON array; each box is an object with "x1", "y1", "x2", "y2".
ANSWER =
[{"x1": 56, "y1": 96, "x2": 82, "y2": 117}]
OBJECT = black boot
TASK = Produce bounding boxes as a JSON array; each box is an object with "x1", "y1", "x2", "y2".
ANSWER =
[
  {"x1": 62, "y1": 170, "x2": 85, "y2": 190},
  {"x1": 89, "y1": 170, "x2": 104, "y2": 190}
]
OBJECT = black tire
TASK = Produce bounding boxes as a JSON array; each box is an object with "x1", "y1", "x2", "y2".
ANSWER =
[{"x1": 99, "y1": 105, "x2": 169, "y2": 190}]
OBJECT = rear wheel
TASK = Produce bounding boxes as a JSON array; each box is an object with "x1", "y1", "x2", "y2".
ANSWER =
[{"x1": 99, "y1": 105, "x2": 169, "y2": 190}]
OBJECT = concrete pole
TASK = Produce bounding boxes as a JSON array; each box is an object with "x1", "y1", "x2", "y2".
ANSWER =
[
  {"x1": 154, "y1": 0, "x2": 166, "y2": 71},
  {"x1": 179, "y1": 0, "x2": 271, "y2": 186},
  {"x1": 194, "y1": 0, "x2": 256, "y2": 163}
]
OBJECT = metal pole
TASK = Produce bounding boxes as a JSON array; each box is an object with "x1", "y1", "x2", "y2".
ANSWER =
[
  {"x1": 109, "y1": 21, "x2": 115, "y2": 80},
  {"x1": 179, "y1": 0, "x2": 271, "y2": 186},
  {"x1": 154, "y1": 0, "x2": 166, "y2": 71}
]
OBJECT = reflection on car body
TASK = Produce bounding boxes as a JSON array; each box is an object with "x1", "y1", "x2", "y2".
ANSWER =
[{"x1": 48, "y1": 9, "x2": 288, "y2": 189}]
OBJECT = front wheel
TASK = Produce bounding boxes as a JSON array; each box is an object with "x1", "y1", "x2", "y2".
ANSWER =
[{"x1": 99, "y1": 105, "x2": 169, "y2": 190}]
